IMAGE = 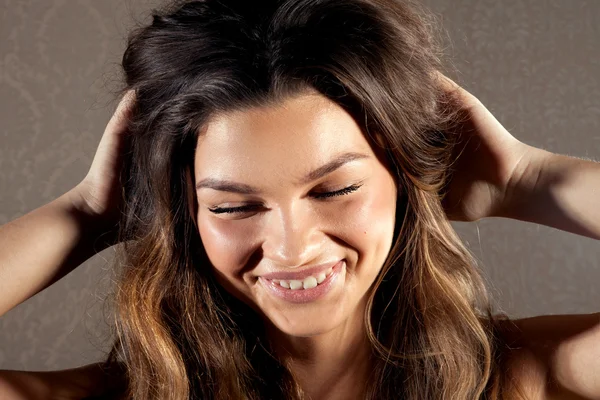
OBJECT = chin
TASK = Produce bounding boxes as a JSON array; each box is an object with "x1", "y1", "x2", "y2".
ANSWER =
[
  {"x1": 266, "y1": 309, "x2": 349, "y2": 338},
  {"x1": 260, "y1": 296, "x2": 356, "y2": 338}
]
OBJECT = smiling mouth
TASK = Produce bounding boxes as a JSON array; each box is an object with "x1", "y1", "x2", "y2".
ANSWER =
[
  {"x1": 265, "y1": 266, "x2": 335, "y2": 290},
  {"x1": 257, "y1": 260, "x2": 345, "y2": 304}
]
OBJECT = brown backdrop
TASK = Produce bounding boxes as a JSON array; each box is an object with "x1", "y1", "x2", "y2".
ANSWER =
[{"x1": 1, "y1": 0, "x2": 599, "y2": 371}]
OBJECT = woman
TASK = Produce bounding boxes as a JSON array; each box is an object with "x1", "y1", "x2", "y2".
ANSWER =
[{"x1": 1, "y1": 0, "x2": 599, "y2": 399}]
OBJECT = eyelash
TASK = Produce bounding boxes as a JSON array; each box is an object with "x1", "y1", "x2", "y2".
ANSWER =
[{"x1": 208, "y1": 184, "x2": 363, "y2": 215}]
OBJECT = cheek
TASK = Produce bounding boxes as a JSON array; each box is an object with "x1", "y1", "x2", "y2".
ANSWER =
[
  {"x1": 340, "y1": 181, "x2": 397, "y2": 297},
  {"x1": 337, "y1": 182, "x2": 397, "y2": 257},
  {"x1": 197, "y1": 214, "x2": 255, "y2": 278}
]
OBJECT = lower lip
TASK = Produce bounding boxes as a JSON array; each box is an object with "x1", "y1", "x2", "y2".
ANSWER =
[{"x1": 258, "y1": 260, "x2": 345, "y2": 304}]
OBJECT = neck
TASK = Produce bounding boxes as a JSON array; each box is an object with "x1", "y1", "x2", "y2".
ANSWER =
[{"x1": 267, "y1": 299, "x2": 373, "y2": 400}]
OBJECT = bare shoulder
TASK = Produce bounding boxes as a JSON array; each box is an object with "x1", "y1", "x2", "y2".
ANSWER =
[
  {"x1": 499, "y1": 312, "x2": 600, "y2": 400},
  {"x1": 0, "y1": 362, "x2": 125, "y2": 400}
]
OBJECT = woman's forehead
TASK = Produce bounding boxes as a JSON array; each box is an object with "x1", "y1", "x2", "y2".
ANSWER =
[{"x1": 194, "y1": 93, "x2": 374, "y2": 172}]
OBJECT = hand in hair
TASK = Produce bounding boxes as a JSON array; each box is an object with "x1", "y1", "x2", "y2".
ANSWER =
[
  {"x1": 435, "y1": 72, "x2": 533, "y2": 222},
  {"x1": 70, "y1": 90, "x2": 136, "y2": 243},
  {"x1": 437, "y1": 73, "x2": 600, "y2": 240}
]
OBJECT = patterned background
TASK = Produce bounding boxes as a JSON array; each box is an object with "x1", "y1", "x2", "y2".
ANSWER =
[{"x1": 0, "y1": 0, "x2": 599, "y2": 371}]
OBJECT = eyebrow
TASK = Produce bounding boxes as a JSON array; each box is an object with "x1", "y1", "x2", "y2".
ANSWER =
[{"x1": 195, "y1": 151, "x2": 370, "y2": 194}]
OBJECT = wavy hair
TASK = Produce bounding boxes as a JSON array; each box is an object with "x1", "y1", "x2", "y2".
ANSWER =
[{"x1": 101, "y1": 0, "x2": 527, "y2": 398}]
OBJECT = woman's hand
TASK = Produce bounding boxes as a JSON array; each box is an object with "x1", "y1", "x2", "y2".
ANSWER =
[
  {"x1": 0, "y1": 92, "x2": 136, "y2": 316},
  {"x1": 71, "y1": 90, "x2": 136, "y2": 226},
  {"x1": 435, "y1": 73, "x2": 533, "y2": 222}
]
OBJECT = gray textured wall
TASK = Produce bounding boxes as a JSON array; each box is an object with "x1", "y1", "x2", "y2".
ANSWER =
[{"x1": 1, "y1": 0, "x2": 599, "y2": 371}]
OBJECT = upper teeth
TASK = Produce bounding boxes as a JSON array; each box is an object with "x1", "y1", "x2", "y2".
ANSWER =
[{"x1": 272, "y1": 267, "x2": 333, "y2": 290}]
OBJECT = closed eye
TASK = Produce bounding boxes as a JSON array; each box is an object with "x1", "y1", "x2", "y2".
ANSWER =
[{"x1": 207, "y1": 183, "x2": 363, "y2": 215}]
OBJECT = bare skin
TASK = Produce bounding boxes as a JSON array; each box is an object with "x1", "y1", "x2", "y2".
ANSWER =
[
  {"x1": 501, "y1": 312, "x2": 600, "y2": 400},
  {"x1": 2, "y1": 314, "x2": 599, "y2": 399},
  {"x1": 194, "y1": 90, "x2": 397, "y2": 399},
  {"x1": 1, "y1": 75, "x2": 599, "y2": 398},
  {"x1": 436, "y1": 73, "x2": 600, "y2": 239},
  {"x1": 0, "y1": 362, "x2": 127, "y2": 400}
]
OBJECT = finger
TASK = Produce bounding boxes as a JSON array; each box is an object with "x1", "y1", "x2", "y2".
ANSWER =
[
  {"x1": 90, "y1": 90, "x2": 136, "y2": 170},
  {"x1": 433, "y1": 71, "x2": 479, "y2": 109},
  {"x1": 104, "y1": 89, "x2": 136, "y2": 137}
]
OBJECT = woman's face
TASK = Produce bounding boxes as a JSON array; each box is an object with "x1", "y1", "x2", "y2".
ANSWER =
[{"x1": 194, "y1": 92, "x2": 398, "y2": 337}]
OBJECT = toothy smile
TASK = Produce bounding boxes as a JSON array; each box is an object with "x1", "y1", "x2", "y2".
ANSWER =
[{"x1": 267, "y1": 267, "x2": 335, "y2": 290}]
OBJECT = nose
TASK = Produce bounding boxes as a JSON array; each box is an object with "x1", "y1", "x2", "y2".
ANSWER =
[{"x1": 261, "y1": 203, "x2": 321, "y2": 268}]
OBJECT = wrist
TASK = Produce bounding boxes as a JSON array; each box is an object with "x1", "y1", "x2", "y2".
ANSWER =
[
  {"x1": 494, "y1": 145, "x2": 553, "y2": 220},
  {"x1": 62, "y1": 187, "x2": 121, "y2": 249}
]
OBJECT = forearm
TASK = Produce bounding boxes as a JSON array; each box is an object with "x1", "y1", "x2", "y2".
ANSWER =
[
  {"x1": 0, "y1": 189, "x2": 117, "y2": 317},
  {"x1": 498, "y1": 146, "x2": 600, "y2": 240}
]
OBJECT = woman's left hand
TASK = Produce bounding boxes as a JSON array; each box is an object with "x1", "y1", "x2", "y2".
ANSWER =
[{"x1": 434, "y1": 73, "x2": 534, "y2": 222}]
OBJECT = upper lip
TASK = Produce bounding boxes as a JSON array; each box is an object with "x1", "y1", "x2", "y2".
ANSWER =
[{"x1": 259, "y1": 260, "x2": 343, "y2": 281}]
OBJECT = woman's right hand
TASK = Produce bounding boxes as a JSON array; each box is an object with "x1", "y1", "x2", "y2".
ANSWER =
[
  {"x1": 0, "y1": 90, "x2": 137, "y2": 316},
  {"x1": 71, "y1": 90, "x2": 136, "y2": 229}
]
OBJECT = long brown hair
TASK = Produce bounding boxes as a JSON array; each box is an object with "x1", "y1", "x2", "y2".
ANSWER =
[{"x1": 102, "y1": 0, "x2": 527, "y2": 398}]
